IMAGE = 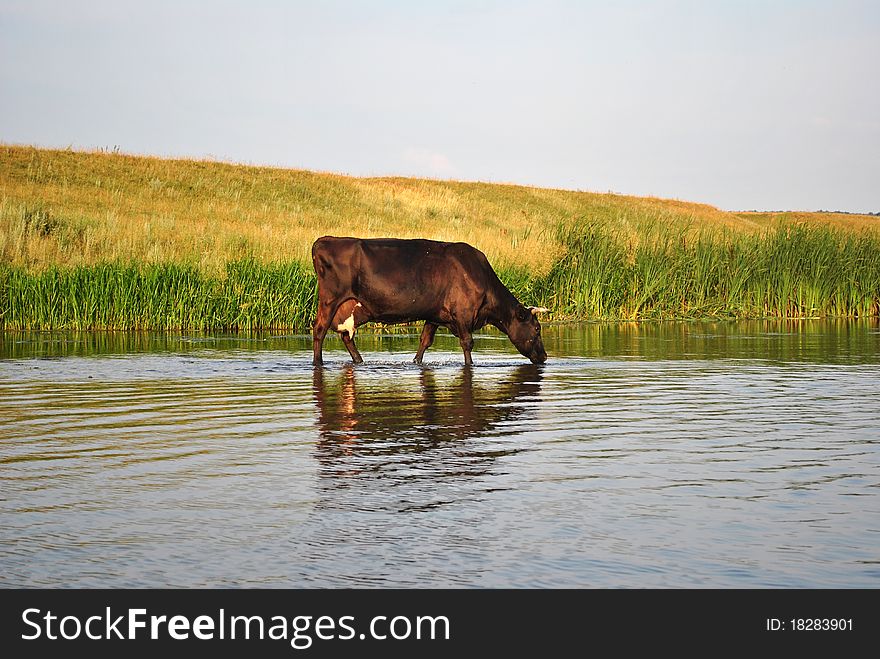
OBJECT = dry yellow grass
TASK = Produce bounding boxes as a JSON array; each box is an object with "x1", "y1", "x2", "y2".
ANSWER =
[
  {"x1": 736, "y1": 211, "x2": 880, "y2": 233},
  {"x1": 1, "y1": 144, "x2": 877, "y2": 276}
]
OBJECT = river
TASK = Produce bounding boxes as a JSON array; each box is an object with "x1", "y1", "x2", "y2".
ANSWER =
[{"x1": 1, "y1": 320, "x2": 878, "y2": 587}]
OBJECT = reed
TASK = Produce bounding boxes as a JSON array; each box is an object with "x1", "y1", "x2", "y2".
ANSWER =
[
  {"x1": 0, "y1": 260, "x2": 317, "y2": 331},
  {"x1": 547, "y1": 224, "x2": 880, "y2": 320},
  {"x1": 4, "y1": 222, "x2": 876, "y2": 330}
]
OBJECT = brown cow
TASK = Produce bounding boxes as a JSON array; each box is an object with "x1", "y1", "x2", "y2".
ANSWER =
[{"x1": 312, "y1": 236, "x2": 548, "y2": 366}]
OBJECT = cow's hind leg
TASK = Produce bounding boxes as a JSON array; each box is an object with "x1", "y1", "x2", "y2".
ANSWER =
[
  {"x1": 413, "y1": 322, "x2": 439, "y2": 365},
  {"x1": 333, "y1": 299, "x2": 365, "y2": 364},
  {"x1": 313, "y1": 298, "x2": 343, "y2": 366},
  {"x1": 340, "y1": 332, "x2": 364, "y2": 364}
]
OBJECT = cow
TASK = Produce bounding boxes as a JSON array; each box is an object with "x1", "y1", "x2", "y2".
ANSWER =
[{"x1": 311, "y1": 236, "x2": 548, "y2": 366}]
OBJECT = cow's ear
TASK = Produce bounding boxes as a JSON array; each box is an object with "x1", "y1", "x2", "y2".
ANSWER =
[{"x1": 516, "y1": 305, "x2": 529, "y2": 322}]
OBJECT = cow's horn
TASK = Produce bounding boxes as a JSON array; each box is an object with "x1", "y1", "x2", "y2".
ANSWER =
[{"x1": 528, "y1": 306, "x2": 550, "y2": 314}]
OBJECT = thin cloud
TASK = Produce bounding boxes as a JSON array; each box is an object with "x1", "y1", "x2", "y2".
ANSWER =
[{"x1": 401, "y1": 148, "x2": 457, "y2": 178}]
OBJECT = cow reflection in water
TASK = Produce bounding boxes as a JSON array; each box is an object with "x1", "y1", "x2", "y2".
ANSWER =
[{"x1": 312, "y1": 364, "x2": 543, "y2": 481}]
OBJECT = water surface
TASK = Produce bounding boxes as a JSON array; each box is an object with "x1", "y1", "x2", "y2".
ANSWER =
[{"x1": 1, "y1": 320, "x2": 879, "y2": 587}]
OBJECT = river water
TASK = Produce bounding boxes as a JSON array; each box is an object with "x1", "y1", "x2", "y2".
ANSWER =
[{"x1": 1, "y1": 320, "x2": 878, "y2": 587}]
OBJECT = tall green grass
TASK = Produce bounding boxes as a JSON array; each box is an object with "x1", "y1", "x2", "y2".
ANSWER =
[
  {"x1": 546, "y1": 224, "x2": 880, "y2": 319},
  {"x1": 0, "y1": 260, "x2": 317, "y2": 330},
  {"x1": 1, "y1": 225, "x2": 878, "y2": 330}
]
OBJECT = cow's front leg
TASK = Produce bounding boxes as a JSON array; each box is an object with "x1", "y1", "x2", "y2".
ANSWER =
[
  {"x1": 413, "y1": 322, "x2": 438, "y2": 364},
  {"x1": 458, "y1": 329, "x2": 474, "y2": 366}
]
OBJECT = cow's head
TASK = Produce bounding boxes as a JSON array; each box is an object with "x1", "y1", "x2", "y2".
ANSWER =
[{"x1": 508, "y1": 305, "x2": 548, "y2": 364}]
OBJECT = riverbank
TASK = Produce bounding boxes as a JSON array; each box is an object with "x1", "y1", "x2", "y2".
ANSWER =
[{"x1": 2, "y1": 145, "x2": 878, "y2": 329}]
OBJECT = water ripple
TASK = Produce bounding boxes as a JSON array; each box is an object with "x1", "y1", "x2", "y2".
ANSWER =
[{"x1": 1, "y1": 321, "x2": 879, "y2": 586}]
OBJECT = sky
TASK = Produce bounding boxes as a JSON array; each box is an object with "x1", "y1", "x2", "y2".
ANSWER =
[{"x1": 1, "y1": 0, "x2": 878, "y2": 212}]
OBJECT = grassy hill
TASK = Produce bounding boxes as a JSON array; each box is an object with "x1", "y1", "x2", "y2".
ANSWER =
[{"x1": 2, "y1": 144, "x2": 879, "y2": 329}]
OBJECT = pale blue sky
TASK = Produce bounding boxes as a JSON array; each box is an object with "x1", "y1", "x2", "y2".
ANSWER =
[{"x1": 2, "y1": 0, "x2": 878, "y2": 212}]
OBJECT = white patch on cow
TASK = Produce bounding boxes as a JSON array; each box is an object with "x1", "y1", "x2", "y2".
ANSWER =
[{"x1": 336, "y1": 302, "x2": 362, "y2": 339}]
